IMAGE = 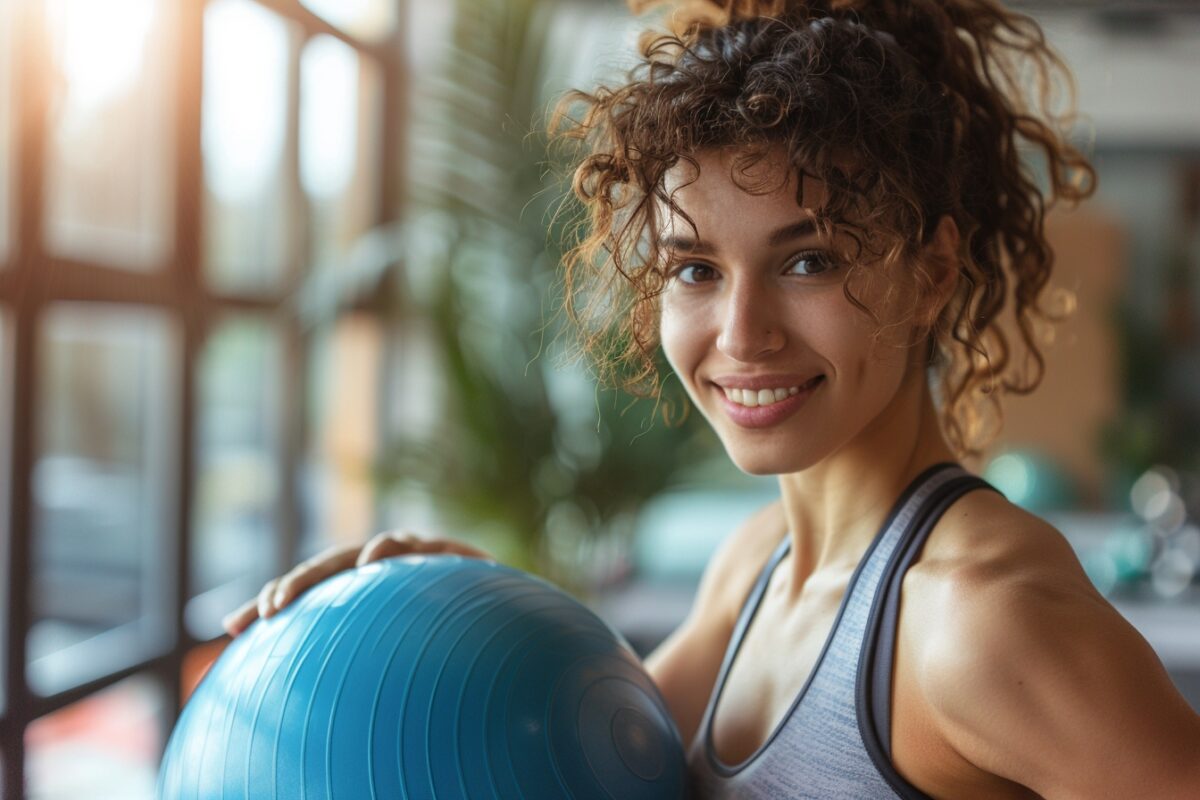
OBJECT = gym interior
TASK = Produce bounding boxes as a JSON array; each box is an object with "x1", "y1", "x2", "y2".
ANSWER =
[{"x1": 0, "y1": 0, "x2": 1198, "y2": 797}]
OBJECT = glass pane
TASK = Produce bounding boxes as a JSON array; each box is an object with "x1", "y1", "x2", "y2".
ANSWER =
[
  {"x1": 0, "y1": 0, "x2": 16, "y2": 265},
  {"x1": 26, "y1": 673, "x2": 162, "y2": 800},
  {"x1": 42, "y1": 0, "x2": 175, "y2": 269},
  {"x1": 301, "y1": 315, "x2": 383, "y2": 558},
  {"x1": 202, "y1": 0, "x2": 297, "y2": 293},
  {"x1": 300, "y1": 34, "x2": 382, "y2": 274},
  {"x1": 188, "y1": 318, "x2": 282, "y2": 640},
  {"x1": 31, "y1": 305, "x2": 176, "y2": 696},
  {"x1": 301, "y1": 0, "x2": 397, "y2": 42}
]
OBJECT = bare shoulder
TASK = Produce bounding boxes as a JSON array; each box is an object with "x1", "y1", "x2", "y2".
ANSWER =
[
  {"x1": 914, "y1": 486, "x2": 1090, "y2": 588},
  {"x1": 901, "y1": 487, "x2": 1102, "y2": 651},
  {"x1": 907, "y1": 489, "x2": 1200, "y2": 798}
]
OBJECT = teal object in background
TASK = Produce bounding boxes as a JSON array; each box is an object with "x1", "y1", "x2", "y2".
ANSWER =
[
  {"x1": 1104, "y1": 524, "x2": 1154, "y2": 582},
  {"x1": 983, "y1": 449, "x2": 1080, "y2": 512},
  {"x1": 633, "y1": 487, "x2": 780, "y2": 581},
  {"x1": 1067, "y1": 518, "x2": 1154, "y2": 595},
  {"x1": 158, "y1": 556, "x2": 687, "y2": 800}
]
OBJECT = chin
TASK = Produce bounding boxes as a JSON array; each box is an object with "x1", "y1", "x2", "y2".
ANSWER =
[{"x1": 724, "y1": 442, "x2": 817, "y2": 477}]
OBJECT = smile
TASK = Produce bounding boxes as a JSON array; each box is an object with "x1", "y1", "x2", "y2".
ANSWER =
[{"x1": 715, "y1": 375, "x2": 825, "y2": 429}]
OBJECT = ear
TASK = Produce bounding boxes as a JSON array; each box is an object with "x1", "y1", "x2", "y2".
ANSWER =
[{"x1": 919, "y1": 214, "x2": 961, "y2": 326}]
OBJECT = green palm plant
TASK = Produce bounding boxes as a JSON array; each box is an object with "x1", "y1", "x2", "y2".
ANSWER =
[{"x1": 314, "y1": 0, "x2": 722, "y2": 591}]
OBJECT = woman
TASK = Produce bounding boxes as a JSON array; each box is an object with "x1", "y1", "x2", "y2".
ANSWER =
[{"x1": 223, "y1": 1, "x2": 1200, "y2": 796}]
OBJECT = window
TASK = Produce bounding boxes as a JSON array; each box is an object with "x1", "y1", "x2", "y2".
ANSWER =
[
  {"x1": 301, "y1": 0, "x2": 398, "y2": 42},
  {"x1": 0, "y1": 1, "x2": 402, "y2": 796},
  {"x1": 188, "y1": 316, "x2": 284, "y2": 640},
  {"x1": 300, "y1": 34, "x2": 384, "y2": 275},
  {"x1": 31, "y1": 306, "x2": 177, "y2": 696},
  {"x1": 202, "y1": 0, "x2": 297, "y2": 293},
  {"x1": 303, "y1": 314, "x2": 386, "y2": 554},
  {"x1": 42, "y1": 0, "x2": 176, "y2": 269}
]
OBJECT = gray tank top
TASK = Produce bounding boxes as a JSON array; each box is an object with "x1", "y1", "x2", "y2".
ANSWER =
[{"x1": 687, "y1": 462, "x2": 1002, "y2": 799}]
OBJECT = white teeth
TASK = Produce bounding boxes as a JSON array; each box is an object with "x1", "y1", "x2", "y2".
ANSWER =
[{"x1": 722, "y1": 381, "x2": 818, "y2": 408}]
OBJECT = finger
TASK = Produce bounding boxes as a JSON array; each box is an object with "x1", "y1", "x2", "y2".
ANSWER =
[
  {"x1": 221, "y1": 599, "x2": 259, "y2": 638},
  {"x1": 369, "y1": 534, "x2": 494, "y2": 564},
  {"x1": 356, "y1": 530, "x2": 421, "y2": 567},
  {"x1": 273, "y1": 548, "x2": 360, "y2": 610},
  {"x1": 257, "y1": 577, "x2": 282, "y2": 620}
]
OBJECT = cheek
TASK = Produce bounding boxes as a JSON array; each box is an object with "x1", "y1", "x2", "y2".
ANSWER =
[
  {"x1": 797, "y1": 292, "x2": 896, "y2": 387},
  {"x1": 786, "y1": 291, "x2": 856, "y2": 355},
  {"x1": 658, "y1": 299, "x2": 702, "y2": 375}
]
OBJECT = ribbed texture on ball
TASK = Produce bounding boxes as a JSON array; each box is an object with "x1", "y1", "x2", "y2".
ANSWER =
[{"x1": 158, "y1": 555, "x2": 687, "y2": 800}]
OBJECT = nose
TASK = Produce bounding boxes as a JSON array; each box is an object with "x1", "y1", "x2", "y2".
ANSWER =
[{"x1": 715, "y1": 278, "x2": 786, "y2": 361}]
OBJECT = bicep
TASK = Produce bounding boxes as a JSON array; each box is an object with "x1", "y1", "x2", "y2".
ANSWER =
[
  {"x1": 643, "y1": 541, "x2": 741, "y2": 748},
  {"x1": 927, "y1": 583, "x2": 1200, "y2": 799},
  {"x1": 644, "y1": 612, "x2": 733, "y2": 750}
]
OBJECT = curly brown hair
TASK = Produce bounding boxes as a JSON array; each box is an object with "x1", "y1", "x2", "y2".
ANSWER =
[{"x1": 545, "y1": 0, "x2": 1096, "y2": 460}]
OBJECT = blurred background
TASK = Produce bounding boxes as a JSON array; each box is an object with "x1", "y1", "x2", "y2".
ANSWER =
[{"x1": 0, "y1": 0, "x2": 1198, "y2": 796}]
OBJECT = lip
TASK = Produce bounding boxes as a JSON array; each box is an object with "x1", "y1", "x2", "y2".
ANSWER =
[{"x1": 715, "y1": 375, "x2": 824, "y2": 429}]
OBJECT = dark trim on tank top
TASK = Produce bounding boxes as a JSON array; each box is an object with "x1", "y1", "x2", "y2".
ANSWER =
[
  {"x1": 702, "y1": 460, "x2": 964, "y2": 778},
  {"x1": 855, "y1": 473, "x2": 1006, "y2": 800}
]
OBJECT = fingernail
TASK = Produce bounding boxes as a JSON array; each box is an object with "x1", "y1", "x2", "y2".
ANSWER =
[{"x1": 272, "y1": 590, "x2": 284, "y2": 607}]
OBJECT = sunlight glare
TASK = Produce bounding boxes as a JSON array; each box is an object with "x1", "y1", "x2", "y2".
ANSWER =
[
  {"x1": 301, "y1": 35, "x2": 359, "y2": 199},
  {"x1": 301, "y1": 0, "x2": 395, "y2": 40},
  {"x1": 45, "y1": 0, "x2": 157, "y2": 112},
  {"x1": 203, "y1": 0, "x2": 289, "y2": 203}
]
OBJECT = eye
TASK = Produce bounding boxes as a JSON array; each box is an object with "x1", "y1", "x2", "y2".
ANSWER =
[
  {"x1": 785, "y1": 250, "x2": 837, "y2": 276},
  {"x1": 669, "y1": 263, "x2": 719, "y2": 285}
]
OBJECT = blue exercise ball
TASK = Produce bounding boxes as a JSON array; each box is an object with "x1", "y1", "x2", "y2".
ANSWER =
[{"x1": 158, "y1": 554, "x2": 687, "y2": 799}]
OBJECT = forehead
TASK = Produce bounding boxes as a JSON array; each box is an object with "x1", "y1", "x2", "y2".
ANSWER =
[{"x1": 658, "y1": 147, "x2": 829, "y2": 227}]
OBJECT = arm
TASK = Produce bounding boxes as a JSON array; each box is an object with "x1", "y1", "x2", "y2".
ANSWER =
[
  {"x1": 923, "y1": 566, "x2": 1200, "y2": 799},
  {"x1": 643, "y1": 500, "x2": 786, "y2": 749}
]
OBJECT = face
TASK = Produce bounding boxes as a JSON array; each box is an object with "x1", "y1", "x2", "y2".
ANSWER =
[{"x1": 657, "y1": 147, "x2": 928, "y2": 475}]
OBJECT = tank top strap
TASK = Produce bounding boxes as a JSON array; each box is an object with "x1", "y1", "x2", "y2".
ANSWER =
[
  {"x1": 693, "y1": 460, "x2": 970, "y2": 759},
  {"x1": 686, "y1": 461, "x2": 1000, "y2": 799},
  {"x1": 856, "y1": 472, "x2": 1004, "y2": 796}
]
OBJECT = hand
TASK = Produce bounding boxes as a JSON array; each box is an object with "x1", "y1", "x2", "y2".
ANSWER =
[{"x1": 220, "y1": 531, "x2": 495, "y2": 638}]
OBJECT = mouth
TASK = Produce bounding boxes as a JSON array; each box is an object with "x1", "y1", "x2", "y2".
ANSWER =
[
  {"x1": 718, "y1": 374, "x2": 825, "y2": 408},
  {"x1": 713, "y1": 374, "x2": 825, "y2": 430}
]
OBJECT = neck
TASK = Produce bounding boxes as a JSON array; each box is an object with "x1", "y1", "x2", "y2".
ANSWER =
[{"x1": 776, "y1": 359, "x2": 957, "y2": 594}]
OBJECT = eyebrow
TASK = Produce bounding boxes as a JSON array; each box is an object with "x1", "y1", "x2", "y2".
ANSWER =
[{"x1": 656, "y1": 218, "x2": 819, "y2": 255}]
